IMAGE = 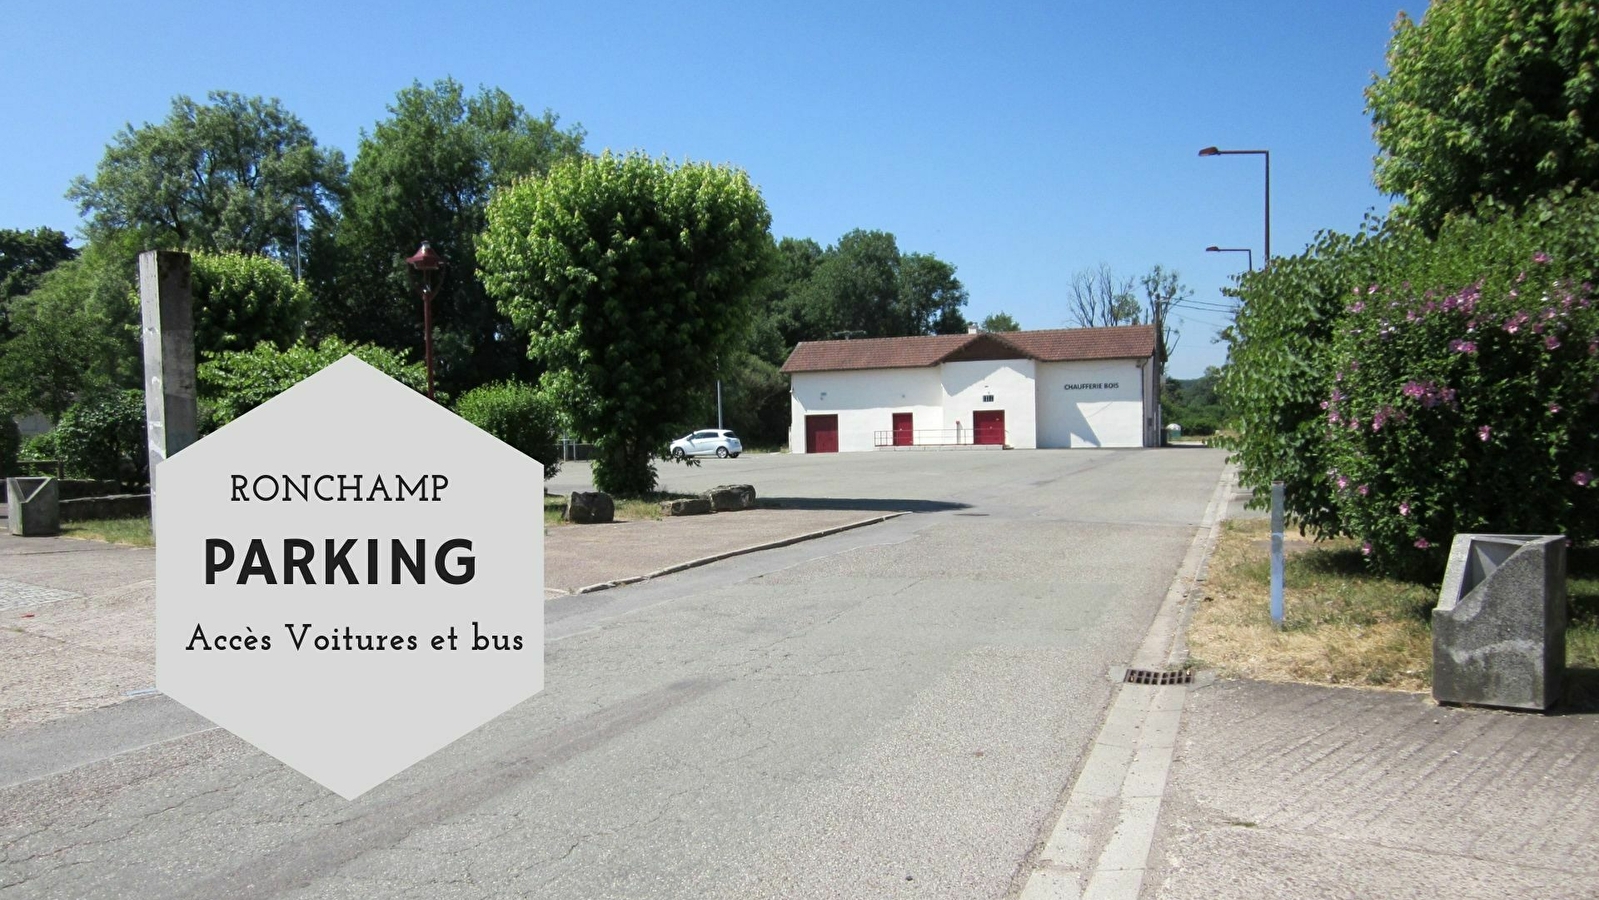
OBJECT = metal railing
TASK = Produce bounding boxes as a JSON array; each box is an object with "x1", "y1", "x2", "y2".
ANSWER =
[{"x1": 872, "y1": 428, "x2": 1009, "y2": 448}]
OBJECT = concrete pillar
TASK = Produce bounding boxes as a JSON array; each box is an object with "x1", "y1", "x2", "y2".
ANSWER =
[{"x1": 139, "y1": 250, "x2": 199, "y2": 526}]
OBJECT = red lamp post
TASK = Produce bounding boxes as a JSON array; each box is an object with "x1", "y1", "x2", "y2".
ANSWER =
[{"x1": 405, "y1": 241, "x2": 445, "y2": 400}]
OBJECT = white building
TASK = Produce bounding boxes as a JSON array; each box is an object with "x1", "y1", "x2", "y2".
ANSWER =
[{"x1": 781, "y1": 325, "x2": 1161, "y2": 453}]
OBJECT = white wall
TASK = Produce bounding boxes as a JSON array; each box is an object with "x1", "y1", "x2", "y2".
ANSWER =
[
  {"x1": 1035, "y1": 359, "x2": 1148, "y2": 448},
  {"x1": 939, "y1": 359, "x2": 1037, "y2": 448},
  {"x1": 788, "y1": 368, "x2": 943, "y2": 453}
]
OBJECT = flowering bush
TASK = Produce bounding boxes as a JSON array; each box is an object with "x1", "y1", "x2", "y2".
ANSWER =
[{"x1": 1322, "y1": 255, "x2": 1599, "y2": 576}]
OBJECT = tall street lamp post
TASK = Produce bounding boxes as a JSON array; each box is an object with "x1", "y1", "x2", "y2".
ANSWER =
[
  {"x1": 1198, "y1": 146, "x2": 1270, "y2": 264},
  {"x1": 1205, "y1": 245, "x2": 1254, "y2": 272},
  {"x1": 405, "y1": 241, "x2": 445, "y2": 400}
]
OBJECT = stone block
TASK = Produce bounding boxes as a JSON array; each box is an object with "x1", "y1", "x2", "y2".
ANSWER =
[
  {"x1": 565, "y1": 491, "x2": 614, "y2": 524},
  {"x1": 60, "y1": 494, "x2": 152, "y2": 523},
  {"x1": 702, "y1": 484, "x2": 756, "y2": 512},
  {"x1": 7, "y1": 477, "x2": 61, "y2": 536},
  {"x1": 1432, "y1": 534, "x2": 1566, "y2": 711},
  {"x1": 661, "y1": 497, "x2": 714, "y2": 517}
]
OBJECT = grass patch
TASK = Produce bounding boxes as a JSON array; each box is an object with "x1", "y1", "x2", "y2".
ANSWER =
[
  {"x1": 544, "y1": 492, "x2": 697, "y2": 526},
  {"x1": 61, "y1": 517, "x2": 154, "y2": 547},
  {"x1": 1189, "y1": 519, "x2": 1599, "y2": 692}
]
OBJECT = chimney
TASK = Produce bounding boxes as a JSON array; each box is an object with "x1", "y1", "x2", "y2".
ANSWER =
[{"x1": 967, "y1": 324, "x2": 980, "y2": 335}]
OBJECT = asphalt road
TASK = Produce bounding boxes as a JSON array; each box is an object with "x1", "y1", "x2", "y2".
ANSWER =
[{"x1": 1, "y1": 447, "x2": 1227, "y2": 900}]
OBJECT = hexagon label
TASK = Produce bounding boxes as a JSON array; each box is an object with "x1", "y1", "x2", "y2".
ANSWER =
[{"x1": 155, "y1": 356, "x2": 544, "y2": 799}]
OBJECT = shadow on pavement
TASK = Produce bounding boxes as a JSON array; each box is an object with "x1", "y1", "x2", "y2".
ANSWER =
[
  {"x1": 759, "y1": 497, "x2": 970, "y2": 514},
  {"x1": 1554, "y1": 668, "x2": 1599, "y2": 716}
]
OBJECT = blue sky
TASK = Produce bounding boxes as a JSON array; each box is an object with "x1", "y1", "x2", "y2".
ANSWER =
[{"x1": 4, "y1": 1, "x2": 1418, "y2": 378}]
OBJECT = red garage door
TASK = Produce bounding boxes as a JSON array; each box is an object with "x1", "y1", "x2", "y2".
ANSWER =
[
  {"x1": 805, "y1": 414, "x2": 839, "y2": 453},
  {"x1": 892, "y1": 413, "x2": 913, "y2": 446},
  {"x1": 973, "y1": 410, "x2": 1005, "y2": 445}
]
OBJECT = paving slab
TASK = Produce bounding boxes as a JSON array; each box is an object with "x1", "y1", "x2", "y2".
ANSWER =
[
  {"x1": 1144, "y1": 679, "x2": 1599, "y2": 899},
  {"x1": 0, "y1": 508, "x2": 896, "y2": 730}
]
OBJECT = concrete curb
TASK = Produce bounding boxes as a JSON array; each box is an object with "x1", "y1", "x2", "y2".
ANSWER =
[
  {"x1": 1019, "y1": 465, "x2": 1235, "y2": 900},
  {"x1": 570, "y1": 512, "x2": 906, "y2": 595}
]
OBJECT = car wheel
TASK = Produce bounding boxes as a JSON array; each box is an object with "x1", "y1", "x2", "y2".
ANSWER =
[
  {"x1": 716, "y1": 447, "x2": 729, "y2": 459},
  {"x1": 672, "y1": 448, "x2": 686, "y2": 460}
]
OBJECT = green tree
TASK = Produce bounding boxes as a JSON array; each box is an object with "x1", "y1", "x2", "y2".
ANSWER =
[
  {"x1": 899, "y1": 252, "x2": 970, "y2": 335},
  {"x1": 479, "y1": 151, "x2": 772, "y2": 495},
  {"x1": 68, "y1": 91, "x2": 346, "y2": 258},
  {"x1": 1, "y1": 227, "x2": 76, "y2": 312},
  {"x1": 798, "y1": 229, "x2": 903, "y2": 338},
  {"x1": 1367, "y1": 0, "x2": 1599, "y2": 232},
  {"x1": 190, "y1": 252, "x2": 308, "y2": 356},
  {"x1": 981, "y1": 311, "x2": 1022, "y2": 332},
  {"x1": 52, "y1": 390, "x2": 149, "y2": 486},
  {"x1": 755, "y1": 236, "x2": 828, "y2": 349},
  {"x1": 454, "y1": 381, "x2": 563, "y2": 479},
  {"x1": 198, "y1": 337, "x2": 426, "y2": 427},
  {"x1": 785, "y1": 230, "x2": 969, "y2": 340},
  {"x1": 314, "y1": 79, "x2": 585, "y2": 396},
  {"x1": 0, "y1": 246, "x2": 141, "y2": 418}
]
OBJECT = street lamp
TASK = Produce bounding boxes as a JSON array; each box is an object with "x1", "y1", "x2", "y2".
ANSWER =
[
  {"x1": 405, "y1": 241, "x2": 445, "y2": 400},
  {"x1": 1198, "y1": 146, "x2": 1270, "y2": 264},
  {"x1": 1205, "y1": 245, "x2": 1254, "y2": 272},
  {"x1": 292, "y1": 204, "x2": 306, "y2": 282}
]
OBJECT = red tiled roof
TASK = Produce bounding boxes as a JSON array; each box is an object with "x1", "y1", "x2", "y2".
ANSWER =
[{"x1": 779, "y1": 325, "x2": 1157, "y2": 373}]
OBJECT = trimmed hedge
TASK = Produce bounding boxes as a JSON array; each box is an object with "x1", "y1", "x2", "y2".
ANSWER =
[{"x1": 454, "y1": 381, "x2": 562, "y2": 480}]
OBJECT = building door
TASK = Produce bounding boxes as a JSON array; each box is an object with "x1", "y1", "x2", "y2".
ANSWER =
[
  {"x1": 892, "y1": 413, "x2": 913, "y2": 446},
  {"x1": 973, "y1": 410, "x2": 1005, "y2": 445},
  {"x1": 805, "y1": 414, "x2": 839, "y2": 453}
]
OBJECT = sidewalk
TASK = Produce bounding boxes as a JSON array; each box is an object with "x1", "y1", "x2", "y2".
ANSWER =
[
  {"x1": 1143, "y1": 679, "x2": 1599, "y2": 899},
  {"x1": 0, "y1": 507, "x2": 894, "y2": 730}
]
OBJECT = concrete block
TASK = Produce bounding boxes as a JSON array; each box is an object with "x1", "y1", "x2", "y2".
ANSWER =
[
  {"x1": 7, "y1": 477, "x2": 61, "y2": 536},
  {"x1": 59, "y1": 494, "x2": 152, "y2": 523},
  {"x1": 564, "y1": 491, "x2": 614, "y2": 524},
  {"x1": 1433, "y1": 534, "x2": 1566, "y2": 711},
  {"x1": 702, "y1": 484, "x2": 756, "y2": 512},
  {"x1": 661, "y1": 497, "x2": 714, "y2": 516}
]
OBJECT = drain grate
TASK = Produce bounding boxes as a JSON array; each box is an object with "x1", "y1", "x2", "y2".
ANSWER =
[{"x1": 1123, "y1": 667, "x2": 1194, "y2": 686}]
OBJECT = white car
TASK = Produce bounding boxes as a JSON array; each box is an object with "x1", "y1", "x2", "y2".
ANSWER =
[{"x1": 670, "y1": 429, "x2": 743, "y2": 459}]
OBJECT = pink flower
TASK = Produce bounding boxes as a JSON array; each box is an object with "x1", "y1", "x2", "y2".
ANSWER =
[
  {"x1": 1337, "y1": 475, "x2": 1350, "y2": 490},
  {"x1": 1399, "y1": 501, "x2": 1411, "y2": 516},
  {"x1": 1358, "y1": 484, "x2": 1370, "y2": 496},
  {"x1": 1550, "y1": 403, "x2": 1562, "y2": 414},
  {"x1": 1349, "y1": 300, "x2": 1366, "y2": 314},
  {"x1": 1449, "y1": 339, "x2": 1478, "y2": 353},
  {"x1": 1361, "y1": 542, "x2": 1372, "y2": 557},
  {"x1": 1478, "y1": 425, "x2": 1491, "y2": 442},
  {"x1": 1545, "y1": 334, "x2": 1562, "y2": 350},
  {"x1": 1533, "y1": 251, "x2": 1552, "y2": 264},
  {"x1": 1415, "y1": 538, "x2": 1431, "y2": 549},
  {"x1": 1576, "y1": 471, "x2": 1594, "y2": 487}
]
